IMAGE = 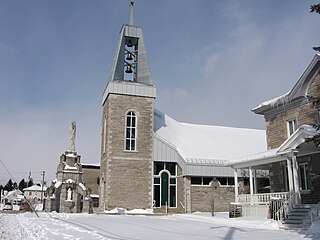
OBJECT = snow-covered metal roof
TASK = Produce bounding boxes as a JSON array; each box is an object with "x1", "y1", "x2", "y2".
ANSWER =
[{"x1": 154, "y1": 109, "x2": 267, "y2": 164}]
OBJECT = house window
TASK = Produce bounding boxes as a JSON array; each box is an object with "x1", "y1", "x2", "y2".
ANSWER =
[
  {"x1": 125, "y1": 111, "x2": 136, "y2": 151},
  {"x1": 287, "y1": 119, "x2": 297, "y2": 137},
  {"x1": 216, "y1": 177, "x2": 235, "y2": 186},
  {"x1": 92, "y1": 197, "x2": 99, "y2": 208},
  {"x1": 191, "y1": 177, "x2": 213, "y2": 185},
  {"x1": 299, "y1": 163, "x2": 309, "y2": 191}
]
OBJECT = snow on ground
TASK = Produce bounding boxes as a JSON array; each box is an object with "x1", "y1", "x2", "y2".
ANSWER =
[{"x1": 0, "y1": 211, "x2": 320, "y2": 240}]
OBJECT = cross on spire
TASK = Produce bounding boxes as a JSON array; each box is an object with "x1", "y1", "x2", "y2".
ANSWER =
[{"x1": 128, "y1": 0, "x2": 134, "y2": 25}]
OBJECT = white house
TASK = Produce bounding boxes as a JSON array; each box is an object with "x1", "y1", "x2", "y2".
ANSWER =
[{"x1": 23, "y1": 185, "x2": 47, "y2": 204}]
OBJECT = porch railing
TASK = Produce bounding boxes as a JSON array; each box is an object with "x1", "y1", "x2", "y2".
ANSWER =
[
  {"x1": 274, "y1": 193, "x2": 295, "y2": 227},
  {"x1": 309, "y1": 201, "x2": 320, "y2": 223},
  {"x1": 237, "y1": 192, "x2": 289, "y2": 205}
]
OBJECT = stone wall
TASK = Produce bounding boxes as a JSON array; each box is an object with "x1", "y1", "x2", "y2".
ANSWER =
[
  {"x1": 266, "y1": 103, "x2": 317, "y2": 149},
  {"x1": 266, "y1": 74, "x2": 320, "y2": 149},
  {"x1": 100, "y1": 93, "x2": 154, "y2": 210},
  {"x1": 176, "y1": 166, "x2": 185, "y2": 213},
  {"x1": 268, "y1": 154, "x2": 320, "y2": 204},
  {"x1": 299, "y1": 153, "x2": 320, "y2": 204},
  {"x1": 190, "y1": 179, "x2": 235, "y2": 212},
  {"x1": 184, "y1": 177, "x2": 191, "y2": 213},
  {"x1": 82, "y1": 166, "x2": 100, "y2": 195},
  {"x1": 265, "y1": 73, "x2": 320, "y2": 203}
]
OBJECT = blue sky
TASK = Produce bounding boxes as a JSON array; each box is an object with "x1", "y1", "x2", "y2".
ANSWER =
[{"x1": 0, "y1": 0, "x2": 318, "y2": 185}]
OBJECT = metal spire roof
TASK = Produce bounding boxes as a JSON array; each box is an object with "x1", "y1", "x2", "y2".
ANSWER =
[{"x1": 102, "y1": 0, "x2": 156, "y2": 104}]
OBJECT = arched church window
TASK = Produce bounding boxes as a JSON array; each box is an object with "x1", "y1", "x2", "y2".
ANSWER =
[
  {"x1": 125, "y1": 111, "x2": 136, "y2": 151},
  {"x1": 153, "y1": 162, "x2": 177, "y2": 208}
]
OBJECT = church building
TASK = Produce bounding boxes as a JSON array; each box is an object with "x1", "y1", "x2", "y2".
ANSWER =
[{"x1": 98, "y1": 1, "x2": 267, "y2": 213}]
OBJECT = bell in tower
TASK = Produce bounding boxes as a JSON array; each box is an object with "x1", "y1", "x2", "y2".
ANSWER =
[
  {"x1": 106, "y1": 0, "x2": 153, "y2": 86},
  {"x1": 100, "y1": 0, "x2": 156, "y2": 211}
]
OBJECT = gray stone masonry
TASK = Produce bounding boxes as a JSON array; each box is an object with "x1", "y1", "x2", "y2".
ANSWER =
[
  {"x1": 82, "y1": 167, "x2": 100, "y2": 195},
  {"x1": 266, "y1": 74, "x2": 320, "y2": 149},
  {"x1": 184, "y1": 177, "x2": 192, "y2": 214},
  {"x1": 190, "y1": 179, "x2": 235, "y2": 212},
  {"x1": 45, "y1": 151, "x2": 92, "y2": 213},
  {"x1": 100, "y1": 93, "x2": 154, "y2": 210},
  {"x1": 44, "y1": 197, "x2": 56, "y2": 212},
  {"x1": 266, "y1": 73, "x2": 320, "y2": 203},
  {"x1": 83, "y1": 198, "x2": 93, "y2": 214}
]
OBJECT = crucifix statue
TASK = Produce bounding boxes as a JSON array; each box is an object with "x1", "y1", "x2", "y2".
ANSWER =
[{"x1": 68, "y1": 121, "x2": 76, "y2": 152}]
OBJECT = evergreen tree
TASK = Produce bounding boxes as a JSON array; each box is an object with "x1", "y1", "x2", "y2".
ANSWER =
[
  {"x1": 310, "y1": 3, "x2": 320, "y2": 14},
  {"x1": 18, "y1": 179, "x2": 27, "y2": 191},
  {"x1": 27, "y1": 178, "x2": 34, "y2": 187},
  {"x1": 4, "y1": 179, "x2": 14, "y2": 191}
]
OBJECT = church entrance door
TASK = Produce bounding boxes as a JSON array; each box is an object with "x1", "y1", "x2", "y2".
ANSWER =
[{"x1": 161, "y1": 172, "x2": 169, "y2": 207}]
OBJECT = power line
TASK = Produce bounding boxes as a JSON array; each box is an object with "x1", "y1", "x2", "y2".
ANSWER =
[
  {"x1": 0, "y1": 159, "x2": 16, "y2": 183},
  {"x1": 0, "y1": 171, "x2": 43, "y2": 174}
]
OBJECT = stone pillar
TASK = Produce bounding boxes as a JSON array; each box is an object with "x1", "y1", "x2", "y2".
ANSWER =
[
  {"x1": 45, "y1": 197, "x2": 56, "y2": 212},
  {"x1": 83, "y1": 198, "x2": 93, "y2": 214},
  {"x1": 64, "y1": 201, "x2": 75, "y2": 213},
  {"x1": 234, "y1": 169, "x2": 238, "y2": 202},
  {"x1": 292, "y1": 154, "x2": 301, "y2": 204},
  {"x1": 249, "y1": 167, "x2": 254, "y2": 205},
  {"x1": 184, "y1": 177, "x2": 191, "y2": 213}
]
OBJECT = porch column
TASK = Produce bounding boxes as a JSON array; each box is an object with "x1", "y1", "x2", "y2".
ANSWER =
[
  {"x1": 254, "y1": 169, "x2": 258, "y2": 194},
  {"x1": 292, "y1": 154, "x2": 301, "y2": 204},
  {"x1": 249, "y1": 167, "x2": 254, "y2": 205},
  {"x1": 234, "y1": 169, "x2": 238, "y2": 202},
  {"x1": 286, "y1": 157, "x2": 294, "y2": 193}
]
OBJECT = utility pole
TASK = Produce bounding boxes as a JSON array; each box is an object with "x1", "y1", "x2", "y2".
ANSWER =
[{"x1": 41, "y1": 171, "x2": 45, "y2": 204}]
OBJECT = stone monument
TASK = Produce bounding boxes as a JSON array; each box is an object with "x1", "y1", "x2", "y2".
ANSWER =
[{"x1": 44, "y1": 121, "x2": 93, "y2": 213}]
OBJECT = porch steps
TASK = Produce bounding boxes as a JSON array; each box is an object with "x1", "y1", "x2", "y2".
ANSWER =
[
  {"x1": 280, "y1": 204, "x2": 314, "y2": 230},
  {"x1": 229, "y1": 203, "x2": 242, "y2": 218}
]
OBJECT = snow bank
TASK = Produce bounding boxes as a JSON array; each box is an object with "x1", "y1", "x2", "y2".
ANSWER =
[
  {"x1": 104, "y1": 208, "x2": 154, "y2": 215},
  {"x1": 1, "y1": 212, "x2": 319, "y2": 239}
]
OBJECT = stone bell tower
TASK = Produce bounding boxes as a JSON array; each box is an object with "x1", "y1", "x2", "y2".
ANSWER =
[{"x1": 99, "y1": 0, "x2": 156, "y2": 210}]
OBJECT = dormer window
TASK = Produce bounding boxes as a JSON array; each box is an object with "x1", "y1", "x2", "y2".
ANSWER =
[
  {"x1": 125, "y1": 111, "x2": 136, "y2": 151},
  {"x1": 287, "y1": 119, "x2": 297, "y2": 137}
]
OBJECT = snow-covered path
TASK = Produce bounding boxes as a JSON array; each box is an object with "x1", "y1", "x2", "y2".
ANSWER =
[{"x1": 0, "y1": 212, "x2": 319, "y2": 240}]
